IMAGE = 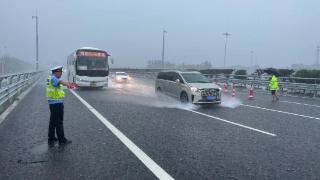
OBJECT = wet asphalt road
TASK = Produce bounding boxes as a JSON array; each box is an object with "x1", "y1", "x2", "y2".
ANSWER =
[{"x1": 1, "y1": 77, "x2": 320, "y2": 180}]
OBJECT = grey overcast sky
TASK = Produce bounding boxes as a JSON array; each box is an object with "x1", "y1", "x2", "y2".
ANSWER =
[{"x1": 0, "y1": 0, "x2": 320, "y2": 69}]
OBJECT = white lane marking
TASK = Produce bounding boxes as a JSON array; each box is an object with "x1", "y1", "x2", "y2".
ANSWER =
[
  {"x1": 0, "y1": 79, "x2": 40, "y2": 125},
  {"x1": 241, "y1": 104, "x2": 320, "y2": 120},
  {"x1": 279, "y1": 93, "x2": 320, "y2": 100},
  {"x1": 70, "y1": 90, "x2": 174, "y2": 180},
  {"x1": 186, "y1": 109, "x2": 276, "y2": 137},
  {"x1": 280, "y1": 100, "x2": 320, "y2": 108}
]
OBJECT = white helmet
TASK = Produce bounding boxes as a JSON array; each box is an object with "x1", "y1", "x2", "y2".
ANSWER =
[{"x1": 51, "y1": 66, "x2": 63, "y2": 73}]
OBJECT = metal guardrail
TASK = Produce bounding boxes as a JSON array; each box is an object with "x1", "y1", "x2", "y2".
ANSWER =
[
  {"x1": 0, "y1": 72, "x2": 41, "y2": 114},
  {"x1": 203, "y1": 74, "x2": 320, "y2": 97}
]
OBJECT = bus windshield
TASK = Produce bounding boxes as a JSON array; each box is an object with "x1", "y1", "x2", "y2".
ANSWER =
[{"x1": 77, "y1": 56, "x2": 108, "y2": 71}]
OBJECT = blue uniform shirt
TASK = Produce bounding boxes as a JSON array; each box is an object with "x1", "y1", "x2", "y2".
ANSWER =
[
  {"x1": 51, "y1": 75, "x2": 60, "y2": 87},
  {"x1": 48, "y1": 75, "x2": 64, "y2": 104}
]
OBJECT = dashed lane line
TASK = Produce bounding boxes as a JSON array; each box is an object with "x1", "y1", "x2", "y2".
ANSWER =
[
  {"x1": 186, "y1": 109, "x2": 277, "y2": 137},
  {"x1": 241, "y1": 104, "x2": 320, "y2": 120},
  {"x1": 280, "y1": 100, "x2": 320, "y2": 108}
]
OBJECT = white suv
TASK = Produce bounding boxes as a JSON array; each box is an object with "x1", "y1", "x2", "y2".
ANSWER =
[
  {"x1": 155, "y1": 71, "x2": 222, "y2": 104},
  {"x1": 114, "y1": 72, "x2": 131, "y2": 82}
]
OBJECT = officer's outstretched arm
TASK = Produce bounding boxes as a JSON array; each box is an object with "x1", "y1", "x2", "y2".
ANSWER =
[
  {"x1": 59, "y1": 80, "x2": 78, "y2": 89},
  {"x1": 59, "y1": 80, "x2": 72, "y2": 88}
]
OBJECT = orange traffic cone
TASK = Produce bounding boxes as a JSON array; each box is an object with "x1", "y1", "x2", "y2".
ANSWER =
[
  {"x1": 248, "y1": 87, "x2": 254, "y2": 99},
  {"x1": 224, "y1": 83, "x2": 229, "y2": 93},
  {"x1": 232, "y1": 87, "x2": 236, "y2": 97}
]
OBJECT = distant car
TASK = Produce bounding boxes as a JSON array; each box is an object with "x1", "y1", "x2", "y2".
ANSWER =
[
  {"x1": 114, "y1": 72, "x2": 131, "y2": 82},
  {"x1": 155, "y1": 71, "x2": 222, "y2": 104}
]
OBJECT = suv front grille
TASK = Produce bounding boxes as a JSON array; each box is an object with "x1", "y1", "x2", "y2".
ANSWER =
[{"x1": 200, "y1": 88, "x2": 219, "y2": 97}]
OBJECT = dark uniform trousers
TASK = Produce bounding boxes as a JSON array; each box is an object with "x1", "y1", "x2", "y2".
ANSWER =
[{"x1": 48, "y1": 103, "x2": 66, "y2": 142}]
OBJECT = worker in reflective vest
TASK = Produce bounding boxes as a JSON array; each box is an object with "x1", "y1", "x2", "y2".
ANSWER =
[
  {"x1": 46, "y1": 66, "x2": 74, "y2": 147},
  {"x1": 269, "y1": 74, "x2": 279, "y2": 102}
]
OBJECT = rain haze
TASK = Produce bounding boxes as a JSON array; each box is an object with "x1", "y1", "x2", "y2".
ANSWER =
[
  {"x1": 1, "y1": 0, "x2": 320, "y2": 69},
  {"x1": 3, "y1": 1, "x2": 320, "y2": 180}
]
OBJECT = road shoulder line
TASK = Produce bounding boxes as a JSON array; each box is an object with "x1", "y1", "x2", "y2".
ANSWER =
[{"x1": 70, "y1": 89, "x2": 174, "y2": 180}]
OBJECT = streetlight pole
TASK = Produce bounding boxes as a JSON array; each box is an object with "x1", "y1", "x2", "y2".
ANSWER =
[
  {"x1": 162, "y1": 30, "x2": 167, "y2": 70},
  {"x1": 3, "y1": 46, "x2": 7, "y2": 57},
  {"x1": 1, "y1": 46, "x2": 6, "y2": 75},
  {"x1": 317, "y1": 46, "x2": 320, "y2": 66},
  {"x1": 32, "y1": 15, "x2": 39, "y2": 71},
  {"x1": 223, "y1": 32, "x2": 231, "y2": 68}
]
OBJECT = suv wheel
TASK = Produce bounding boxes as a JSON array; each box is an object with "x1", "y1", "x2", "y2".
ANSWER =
[
  {"x1": 180, "y1": 92, "x2": 189, "y2": 103},
  {"x1": 156, "y1": 87, "x2": 162, "y2": 97},
  {"x1": 156, "y1": 87, "x2": 162, "y2": 92}
]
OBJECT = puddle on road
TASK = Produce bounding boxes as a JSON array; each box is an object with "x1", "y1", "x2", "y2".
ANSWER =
[{"x1": 108, "y1": 78, "x2": 156, "y2": 98}]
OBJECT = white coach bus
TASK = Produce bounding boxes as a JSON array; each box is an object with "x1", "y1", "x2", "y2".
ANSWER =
[{"x1": 67, "y1": 47, "x2": 110, "y2": 87}]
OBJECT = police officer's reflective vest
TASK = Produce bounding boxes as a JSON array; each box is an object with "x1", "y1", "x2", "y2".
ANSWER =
[
  {"x1": 269, "y1": 75, "x2": 279, "y2": 91},
  {"x1": 46, "y1": 76, "x2": 65, "y2": 100}
]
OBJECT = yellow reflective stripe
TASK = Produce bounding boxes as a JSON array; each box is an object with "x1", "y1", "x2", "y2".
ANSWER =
[
  {"x1": 46, "y1": 76, "x2": 65, "y2": 100},
  {"x1": 269, "y1": 76, "x2": 279, "y2": 90}
]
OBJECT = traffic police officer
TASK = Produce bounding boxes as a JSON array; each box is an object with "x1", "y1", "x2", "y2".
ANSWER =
[
  {"x1": 47, "y1": 66, "x2": 73, "y2": 147},
  {"x1": 269, "y1": 74, "x2": 279, "y2": 102}
]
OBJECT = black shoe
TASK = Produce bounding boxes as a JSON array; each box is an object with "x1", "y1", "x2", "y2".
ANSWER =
[
  {"x1": 48, "y1": 141, "x2": 56, "y2": 147},
  {"x1": 59, "y1": 139, "x2": 72, "y2": 146}
]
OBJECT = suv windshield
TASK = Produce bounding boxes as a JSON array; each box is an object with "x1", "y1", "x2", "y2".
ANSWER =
[{"x1": 181, "y1": 73, "x2": 210, "y2": 83}]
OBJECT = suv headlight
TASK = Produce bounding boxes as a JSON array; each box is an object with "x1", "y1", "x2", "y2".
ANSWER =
[{"x1": 191, "y1": 87, "x2": 201, "y2": 93}]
